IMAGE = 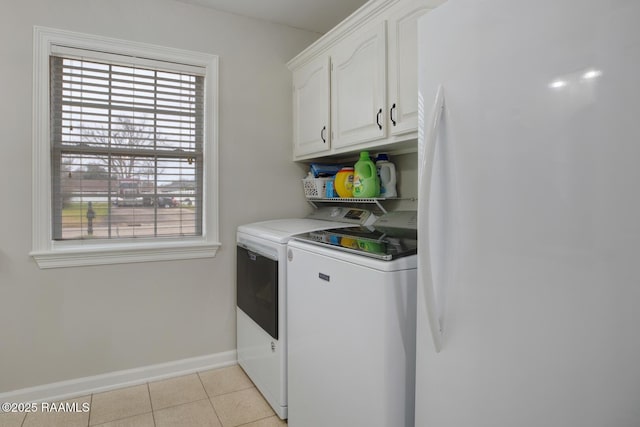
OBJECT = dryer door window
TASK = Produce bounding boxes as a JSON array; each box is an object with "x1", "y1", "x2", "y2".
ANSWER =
[{"x1": 237, "y1": 246, "x2": 278, "y2": 339}]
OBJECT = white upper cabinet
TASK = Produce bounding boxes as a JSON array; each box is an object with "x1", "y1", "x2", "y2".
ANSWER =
[
  {"x1": 288, "y1": 0, "x2": 445, "y2": 161},
  {"x1": 387, "y1": 0, "x2": 440, "y2": 136},
  {"x1": 331, "y1": 21, "x2": 387, "y2": 149},
  {"x1": 293, "y1": 56, "x2": 331, "y2": 157}
]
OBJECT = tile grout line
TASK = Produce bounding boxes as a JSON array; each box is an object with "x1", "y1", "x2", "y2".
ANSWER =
[
  {"x1": 87, "y1": 393, "x2": 93, "y2": 427},
  {"x1": 146, "y1": 382, "x2": 157, "y2": 427},
  {"x1": 90, "y1": 411, "x2": 155, "y2": 427},
  {"x1": 196, "y1": 371, "x2": 211, "y2": 400},
  {"x1": 197, "y1": 370, "x2": 226, "y2": 427},
  {"x1": 236, "y1": 414, "x2": 284, "y2": 427},
  {"x1": 149, "y1": 396, "x2": 210, "y2": 413}
]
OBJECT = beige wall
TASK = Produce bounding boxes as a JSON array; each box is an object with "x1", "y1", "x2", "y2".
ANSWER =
[{"x1": 0, "y1": 0, "x2": 318, "y2": 392}]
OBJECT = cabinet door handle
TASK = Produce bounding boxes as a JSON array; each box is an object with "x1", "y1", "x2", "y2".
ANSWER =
[
  {"x1": 376, "y1": 108, "x2": 383, "y2": 130},
  {"x1": 321, "y1": 126, "x2": 327, "y2": 143},
  {"x1": 390, "y1": 103, "x2": 397, "y2": 126}
]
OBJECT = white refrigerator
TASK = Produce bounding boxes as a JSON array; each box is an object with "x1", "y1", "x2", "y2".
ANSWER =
[{"x1": 416, "y1": 0, "x2": 640, "y2": 426}]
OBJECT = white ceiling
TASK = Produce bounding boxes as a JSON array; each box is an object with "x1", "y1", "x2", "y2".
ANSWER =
[{"x1": 175, "y1": 0, "x2": 369, "y2": 34}]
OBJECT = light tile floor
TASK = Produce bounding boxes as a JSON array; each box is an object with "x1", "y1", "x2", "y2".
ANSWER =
[{"x1": 0, "y1": 365, "x2": 287, "y2": 427}]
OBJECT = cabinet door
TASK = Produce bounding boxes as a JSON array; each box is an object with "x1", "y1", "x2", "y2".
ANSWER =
[
  {"x1": 293, "y1": 56, "x2": 331, "y2": 158},
  {"x1": 331, "y1": 21, "x2": 387, "y2": 149},
  {"x1": 387, "y1": 0, "x2": 441, "y2": 136}
]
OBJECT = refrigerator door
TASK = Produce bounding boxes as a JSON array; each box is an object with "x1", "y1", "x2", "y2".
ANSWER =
[{"x1": 417, "y1": 0, "x2": 640, "y2": 426}]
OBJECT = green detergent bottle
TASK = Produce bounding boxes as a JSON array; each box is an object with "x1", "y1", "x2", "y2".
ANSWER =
[{"x1": 352, "y1": 151, "x2": 380, "y2": 198}]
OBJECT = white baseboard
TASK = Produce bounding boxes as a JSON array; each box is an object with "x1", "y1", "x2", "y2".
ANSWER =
[{"x1": 0, "y1": 350, "x2": 237, "y2": 403}]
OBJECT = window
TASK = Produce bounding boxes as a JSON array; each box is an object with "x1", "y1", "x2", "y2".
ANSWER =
[
  {"x1": 32, "y1": 27, "x2": 220, "y2": 268},
  {"x1": 50, "y1": 53, "x2": 204, "y2": 240}
]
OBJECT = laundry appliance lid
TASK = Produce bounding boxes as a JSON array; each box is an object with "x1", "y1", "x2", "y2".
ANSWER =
[
  {"x1": 237, "y1": 218, "x2": 353, "y2": 244},
  {"x1": 237, "y1": 207, "x2": 376, "y2": 244}
]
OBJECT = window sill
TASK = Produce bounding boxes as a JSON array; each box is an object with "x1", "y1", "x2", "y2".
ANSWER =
[{"x1": 31, "y1": 239, "x2": 221, "y2": 269}]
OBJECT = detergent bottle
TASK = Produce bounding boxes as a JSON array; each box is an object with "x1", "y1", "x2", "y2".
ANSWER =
[
  {"x1": 334, "y1": 167, "x2": 354, "y2": 198},
  {"x1": 375, "y1": 153, "x2": 397, "y2": 198},
  {"x1": 352, "y1": 151, "x2": 380, "y2": 198}
]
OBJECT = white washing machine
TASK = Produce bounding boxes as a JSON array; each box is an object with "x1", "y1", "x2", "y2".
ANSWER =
[
  {"x1": 286, "y1": 212, "x2": 418, "y2": 427},
  {"x1": 236, "y1": 207, "x2": 376, "y2": 419}
]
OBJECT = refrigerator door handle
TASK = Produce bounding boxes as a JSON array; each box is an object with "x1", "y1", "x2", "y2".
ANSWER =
[{"x1": 418, "y1": 84, "x2": 445, "y2": 353}]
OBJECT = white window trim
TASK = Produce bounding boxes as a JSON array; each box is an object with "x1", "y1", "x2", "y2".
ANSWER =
[{"x1": 31, "y1": 26, "x2": 220, "y2": 268}]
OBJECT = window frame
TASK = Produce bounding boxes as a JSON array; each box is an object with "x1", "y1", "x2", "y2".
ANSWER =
[{"x1": 31, "y1": 26, "x2": 220, "y2": 268}]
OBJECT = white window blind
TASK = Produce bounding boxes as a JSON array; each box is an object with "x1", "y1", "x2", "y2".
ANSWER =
[{"x1": 50, "y1": 50, "x2": 204, "y2": 241}]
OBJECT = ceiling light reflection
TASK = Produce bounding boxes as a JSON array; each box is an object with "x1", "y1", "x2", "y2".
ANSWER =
[
  {"x1": 582, "y1": 69, "x2": 602, "y2": 80},
  {"x1": 549, "y1": 80, "x2": 568, "y2": 89},
  {"x1": 548, "y1": 67, "x2": 603, "y2": 91}
]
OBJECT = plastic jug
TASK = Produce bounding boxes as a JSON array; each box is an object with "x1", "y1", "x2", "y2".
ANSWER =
[
  {"x1": 334, "y1": 167, "x2": 354, "y2": 198},
  {"x1": 352, "y1": 151, "x2": 380, "y2": 198},
  {"x1": 375, "y1": 154, "x2": 397, "y2": 198}
]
